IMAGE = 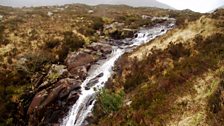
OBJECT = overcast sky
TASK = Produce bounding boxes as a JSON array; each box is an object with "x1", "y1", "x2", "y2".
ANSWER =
[
  {"x1": 0, "y1": 0, "x2": 223, "y2": 13},
  {"x1": 158, "y1": 0, "x2": 224, "y2": 12}
]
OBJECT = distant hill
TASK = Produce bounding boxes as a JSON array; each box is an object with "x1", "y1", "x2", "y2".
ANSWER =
[
  {"x1": 97, "y1": 0, "x2": 174, "y2": 9},
  {"x1": 0, "y1": 0, "x2": 174, "y2": 9}
]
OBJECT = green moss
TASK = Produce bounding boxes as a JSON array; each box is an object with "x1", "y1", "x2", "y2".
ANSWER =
[{"x1": 48, "y1": 72, "x2": 60, "y2": 81}]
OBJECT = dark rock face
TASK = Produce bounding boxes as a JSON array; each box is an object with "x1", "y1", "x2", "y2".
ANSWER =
[
  {"x1": 28, "y1": 77, "x2": 81, "y2": 125},
  {"x1": 25, "y1": 33, "x2": 140, "y2": 125},
  {"x1": 27, "y1": 41, "x2": 114, "y2": 125}
]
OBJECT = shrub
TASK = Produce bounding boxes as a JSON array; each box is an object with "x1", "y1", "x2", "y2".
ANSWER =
[
  {"x1": 92, "y1": 17, "x2": 104, "y2": 31},
  {"x1": 168, "y1": 43, "x2": 190, "y2": 60},
  {"x1": 0, "y1": 24, "x2": 9, "y2": 46},
  {"x1": 63, "y1": 31, "x2": 84, "y2": 51},
  {"x1": 44, "y1": 39, "x2": 60, "y2": 49},
  {"x1": 78, "y1": 27, "x2": 95, "y2": 36},
  {"x1": 24, "y1": 50, "x2": 55, "y2": 72},
  {"x1": 207, "y1": 74, "x2": 224, "y2": 125},
  {"x1": 98, "y1": 89, "x2": 124, "y2": 114}
]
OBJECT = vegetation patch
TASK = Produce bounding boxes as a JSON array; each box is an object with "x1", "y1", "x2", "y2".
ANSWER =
[{"x1": 93, "y1": 17, "x2": 224, "y2": 125}]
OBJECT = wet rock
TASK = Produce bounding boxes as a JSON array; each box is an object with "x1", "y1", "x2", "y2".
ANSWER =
[
  {"x1": 96, "y1": 73, "x2": 104, "y2": 78},
  {"x1": 85, "y1": 87, "x2": 90, "y2": 90},
  {"x1": 67, "y1": 91, "x2": 80, "y2": 105},
  {"x1": 147, "y1": 33, "x2": 153, "y2": 37},
  {"x1": 86, "y1": 79, "x2": 99, "y2": 88},
  {"x1": 86, "y1": 73, "x2": 103, "y2": 89}
]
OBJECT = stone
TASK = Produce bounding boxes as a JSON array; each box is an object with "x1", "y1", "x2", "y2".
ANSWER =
[
  {"x1": 69, "y1": 66, "x2": 88, "y2": 80},
  {"x1": 66, "y1": 91, "x2": 80, "y2": 105},
  {"x1": 85, "y1": 86, "x2": 90, "y2": 90},
  {"x1": 86, "y1": 42, "x2": 112, "y2": 54},
  {"x1": 86, "y1": 73, "x2": 103, "y2": 88},
  {"x1": 40, "y1": 85, "x2": 64, "y2": 109},
  {"x1": 47, "y1": 11, "x2": 53, "y2": 16},
  {"x1": 65, "y1": 52, "x2": 97, "y2": 70},
  {"x1": 28, "y1": 89, "x2": 48, "y2": 114},
  {"x1": 57, "y1": 78, "x2": 81, "y2": 98}
]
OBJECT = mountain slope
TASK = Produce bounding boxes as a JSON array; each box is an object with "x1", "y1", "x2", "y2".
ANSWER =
[{"x1": 93, "y1": 9, "x2": 224, "y2": 126}]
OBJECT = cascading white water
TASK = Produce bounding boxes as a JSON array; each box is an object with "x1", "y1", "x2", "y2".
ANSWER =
[{"x1": 61, "y1": 22, "x2": 175, "y2": 126}]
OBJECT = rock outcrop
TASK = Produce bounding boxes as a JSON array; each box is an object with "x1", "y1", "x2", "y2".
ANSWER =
[{"x1": 27, "y1": 41, "x2": 114, "y2": 125}]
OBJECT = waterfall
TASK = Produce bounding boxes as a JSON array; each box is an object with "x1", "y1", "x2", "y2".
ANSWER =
[{"x1": 61, "y1": 21, "x2": 175, "y2": 126}]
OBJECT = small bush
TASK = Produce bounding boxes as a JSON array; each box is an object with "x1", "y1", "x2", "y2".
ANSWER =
[
  {"x1": 24, "y1": 50, "x2": 55, "y2": 72},
  {"x1": 92, "y1": 17, "x2": 104, "y2": 31},
  {"x1": 168, "y1": 43, "x2": 190, "y2": 60},
  {"x1": 44, "y1": 39, "x2": 60, "y2": 49},
  {"x1": 207, "y1": 74, "x2": 224, "y2": 125},
  {"x1": 0, "y1": 24, "x2": 9, "y2": 46},
  {"x1": 78, "y1": 27, "x2": 95, "y2": 36},
  {"x1": 63, "y1": 31, "x2": 84, "y2": 51},
  {"x1": 98, "y1": 89, "x2": 124, "y2": 114}
]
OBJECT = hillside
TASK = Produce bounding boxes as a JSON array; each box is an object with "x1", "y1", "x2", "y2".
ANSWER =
[
  {"x1": 0, "y1": 4, "x2": 203, "y2": 125},
  {"x1": 92, "y1": 9, "x2": 224, "y2": 126}
]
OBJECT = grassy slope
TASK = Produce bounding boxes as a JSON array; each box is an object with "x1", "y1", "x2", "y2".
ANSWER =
[
  {"x1": 0, "y1": 4, "x2": 202, "y2": 125},
  {"x1": 93, "y1": 9, "x2": 224, "y2": 126}
]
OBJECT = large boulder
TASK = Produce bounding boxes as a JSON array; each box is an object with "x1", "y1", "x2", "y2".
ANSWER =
[
  {"x1": 65, "y1": 52, "x2": 98, "y2": 80},
  {"x1": 28, "y1": 78, "x2": 81, "y2": 125},
  {"x1": 86, "y1": 42, "x2": 112, "y2": 54},
  {"x1": 30, "y1": 78, "x2": 81, "y2": 112},
  {"x1": 57, "y1": 78, "x2": 81, "y2": 99},
  {"x1": 28, "y1": 89, "x2": 48, "y2": 114},
  {"x1": 65, "y1": 52, "x2": 97, "y2": 70}
]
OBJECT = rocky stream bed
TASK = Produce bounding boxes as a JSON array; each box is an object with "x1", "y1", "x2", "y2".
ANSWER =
[{"x1": 25, "y1": 19, "x2": 175, "y2": 126}]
